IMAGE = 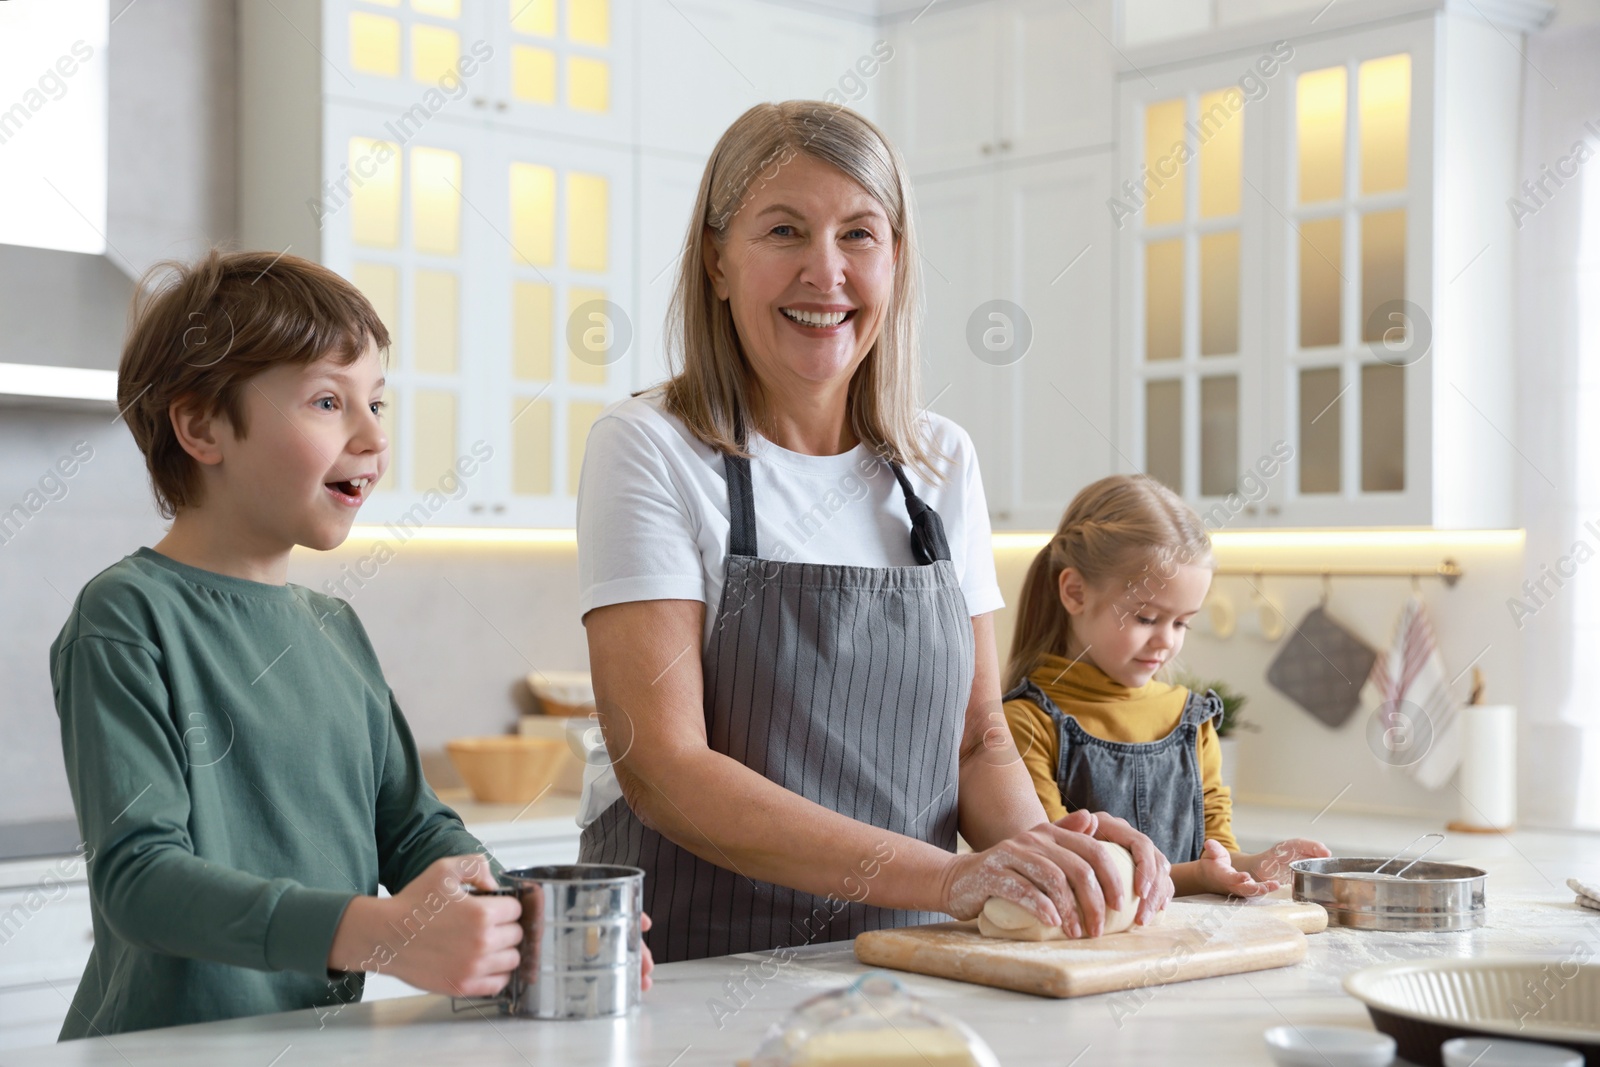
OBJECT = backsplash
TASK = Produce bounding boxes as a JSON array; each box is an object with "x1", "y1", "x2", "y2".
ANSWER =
[{"x1": 1, "y1": 409, "x2": 1535, "y2": 830}]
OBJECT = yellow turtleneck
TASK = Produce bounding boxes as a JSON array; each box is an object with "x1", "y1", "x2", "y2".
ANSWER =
[{"x1": 1002, "y1": 653, "x2": 1238, "y2": 852}]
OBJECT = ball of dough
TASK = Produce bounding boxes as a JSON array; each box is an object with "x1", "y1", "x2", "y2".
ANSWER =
[
  {"x1": 1099, "y1": 841, "x2": 1139, "y2": 934},
  {"x1": 977, "y1": 841, "x2": 1143, "y2": 941}
]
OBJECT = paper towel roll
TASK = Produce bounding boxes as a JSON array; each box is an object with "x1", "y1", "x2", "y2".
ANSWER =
[{"x1": 1453, "y1": 704, "x2": 1516, "y2": 832}]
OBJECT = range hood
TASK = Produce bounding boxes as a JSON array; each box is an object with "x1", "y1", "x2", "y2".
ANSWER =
[{"x1": 0, "y1": 0, "x2": 236, "y2": 399}]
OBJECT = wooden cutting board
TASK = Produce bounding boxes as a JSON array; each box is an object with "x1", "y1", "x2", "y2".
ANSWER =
[{"x1": 853, "y1": 898, "x2": 1325, "y2": 999}]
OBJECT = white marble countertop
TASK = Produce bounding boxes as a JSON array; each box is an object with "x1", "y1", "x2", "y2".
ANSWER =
[{"x1": 15, "y1": 804, "x2": 1600, "y2": 1065}]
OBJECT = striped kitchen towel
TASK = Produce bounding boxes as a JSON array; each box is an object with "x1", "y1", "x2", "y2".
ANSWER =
[{"x1": 1360, "y1": 592, "x2": 1462, "y2": 789}]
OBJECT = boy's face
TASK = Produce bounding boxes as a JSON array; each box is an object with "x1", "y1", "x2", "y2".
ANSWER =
[{"x1": 215, "y1": 344, "x2": 388, "y2": 551}]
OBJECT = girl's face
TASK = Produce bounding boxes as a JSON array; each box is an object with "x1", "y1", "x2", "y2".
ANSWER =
[{"x1": 1059, "y1": 562, "x2": 1213, "y2": 689}]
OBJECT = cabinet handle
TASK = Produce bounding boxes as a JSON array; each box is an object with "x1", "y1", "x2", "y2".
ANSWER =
[
  {"x1": 470, "y1": 503, "x2": 485, "y2": 513},
  {"x1": 998, "y1": 139, "x2": 1013, "y2": 151},
  {"x1": 1266, "y1": 505, "x2": 1280, "y2": 516},
  {"x1": 495, "y1": 100, "x2": 508, "y2": 111},
  {"x1": 981, "y1": 143, "x2": 994, "y2": 155},
  {"x1": 493, "y1": 504, "x2": 507, "y2": 514},
  {"x1": 1244, "y1": 505, "x2": 1258, "y2": 516},
  {"x1": 473, "y1": 97, "x2": 487, "y2": 108}
]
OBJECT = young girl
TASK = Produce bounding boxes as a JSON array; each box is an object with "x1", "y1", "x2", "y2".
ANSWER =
[{"x1": 1002, "y1": 474, "x2": 1330, "y2": 896}]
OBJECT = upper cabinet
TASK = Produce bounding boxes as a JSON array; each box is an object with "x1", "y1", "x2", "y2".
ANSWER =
[
  {"x1": 1116, "y1": 0, "x2": 1548, "y2": 529},
  {"x1": 323, "y1": 0, "x2": 634, "y2": 144},
  {"x1": 884, "y1": 0, "x2": 1119, "y2": 529},
  {"x1": 242, "y1": 0, "x2": 877, "y2": 527},
  {"x1": 886, "y1": 0, "x2": 1116, "y2": 175}
]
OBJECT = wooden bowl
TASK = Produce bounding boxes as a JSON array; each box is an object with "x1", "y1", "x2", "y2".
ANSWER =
[{"x1": 446, "y1": 736, "x2": 567, "y2": 804}]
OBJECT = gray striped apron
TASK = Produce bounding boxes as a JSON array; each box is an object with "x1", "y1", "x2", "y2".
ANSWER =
[
  {"x1": 581, "y1": 452, "x2": 974, "y2": 962},
  {"x1": 1002, "y1": 678, "x2": 1223, "y2": 864}
]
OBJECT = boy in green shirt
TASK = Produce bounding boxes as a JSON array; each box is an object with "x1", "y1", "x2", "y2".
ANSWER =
[{"x1": 51, "y1": 250, "x2": 526, "y2": 1038}]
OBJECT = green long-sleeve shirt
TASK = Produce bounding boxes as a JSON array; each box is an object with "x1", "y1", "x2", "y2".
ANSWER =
[{"x1": 50, "y1": 547, "x2": 489, "y2": 1039}]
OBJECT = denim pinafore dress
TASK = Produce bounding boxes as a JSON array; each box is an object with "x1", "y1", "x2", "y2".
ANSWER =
[{"x1": 1002, "y1": 678, "x2": 1224, "y2": 864}]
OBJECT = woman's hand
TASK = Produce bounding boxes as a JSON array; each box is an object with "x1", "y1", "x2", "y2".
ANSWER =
[
  {"x1": 1061, "y1": 809, "x2": 1175, "y2": 926},
  {"x1": 641, "y1": 912, "x2": 655, "y2": 991},
  {"x1": 940, "y1": 820, "x2": 1127, "y2": 937}
]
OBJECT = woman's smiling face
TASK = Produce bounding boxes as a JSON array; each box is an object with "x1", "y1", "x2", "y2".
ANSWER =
[{"x1": 702, "y1": 152, "x2": 897, "y2": 398}]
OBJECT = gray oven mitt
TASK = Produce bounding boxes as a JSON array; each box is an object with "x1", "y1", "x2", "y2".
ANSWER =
[{"x1": 1265, "y1": 605, "x2": 1378, "y2": 729}]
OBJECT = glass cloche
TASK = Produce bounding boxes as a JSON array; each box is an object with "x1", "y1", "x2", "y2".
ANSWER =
[{"x1": 749, "y1": 972, "x2": 1000, "y2": 1067}]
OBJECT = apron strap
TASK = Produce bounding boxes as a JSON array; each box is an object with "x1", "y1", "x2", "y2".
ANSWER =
[
  {"x1": 890, "y1": 461, "x2": 953, "y2": 565},
  {"x1": 721, "y1": 452, "x2": 953, "y2": 565},
  {"x1": 724, "y1": 453, "x2": 758, "y2": 557}
]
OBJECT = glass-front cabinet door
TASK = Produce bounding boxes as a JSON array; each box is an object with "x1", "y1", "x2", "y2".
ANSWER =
[
  {"x1": 1119, "y1": 20, "x2": 1433, "y2": 526},
  {"x1": 321, "y1": 100, "x2": 635, "y2": 528},
  {"x1": 1267, "y1": 23, "x2": 1433, "y2": 526},
  {"x1": 321, "y1": 101, "x2": 488, "y2": 527},
  {"x1": 326, "y1": 0, "x2": 494, "y2": 111},
  {"x1": 481, "y1": 0, "x2": 634, "y2": 146},
  {"x1": 477, "y1": 130, "x2": 635, "y2": 524},
  {"x1": 1121, "y1": 55, "x2": 1266, "y2": 517}
]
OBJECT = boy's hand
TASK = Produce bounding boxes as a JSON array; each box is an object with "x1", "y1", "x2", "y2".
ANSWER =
[
  {"x1": 388, "y1": 855, "x2": 522, "y2": 998},
  {"x1": 328, "y1": 854, "x2": 523, "y2": 997}
]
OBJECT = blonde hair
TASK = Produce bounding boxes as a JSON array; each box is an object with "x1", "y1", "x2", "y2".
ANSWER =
[
  {"x1": 659, "y1": 101, "x2": 941, "y2": 478},
  {"x1": 1004, "y1": 475, "x2": 1215, "y2": 691}
]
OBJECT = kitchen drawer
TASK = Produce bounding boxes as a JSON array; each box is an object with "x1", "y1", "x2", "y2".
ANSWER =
[
  {"x1": 0, "y1": 982, "x2": 73, "y2": 1051},
  {"x1": 0, "y1": 885, "x2": 93, "y2": 988}
]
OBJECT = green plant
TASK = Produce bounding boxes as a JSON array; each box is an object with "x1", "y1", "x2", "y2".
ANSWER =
[{"x1": 1177, "y1": 675, "x2": 1259, "y2": 738}]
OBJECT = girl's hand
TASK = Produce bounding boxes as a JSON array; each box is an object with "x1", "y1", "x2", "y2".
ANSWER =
[
  {"x1": 940, "y1": 821, "x2": 1123, "y2": 937},
  {"x1": 1196, "y1": 839, "x2": 1281, "y2": 897},
  {"x1": 1062, "y1": 809, "x2": 1175, "y2": 926},
  {"x1": 1247, "y1": 837, "x2": 1331, "y2": 885}
]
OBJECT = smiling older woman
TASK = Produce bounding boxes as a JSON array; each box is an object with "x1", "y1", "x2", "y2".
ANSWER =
[{"x1": 574, "y1": 101, "x2": 1174, "y2": 963}]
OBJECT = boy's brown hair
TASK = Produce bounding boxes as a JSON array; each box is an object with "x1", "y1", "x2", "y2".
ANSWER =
[{"x1": 119, "y1": 249, "x2": 390, "y2": 518}]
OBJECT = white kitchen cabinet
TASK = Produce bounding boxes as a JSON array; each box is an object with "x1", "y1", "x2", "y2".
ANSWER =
[
  {"x1": 244, "y1": 0, "x2": 883, "y2": 529},
  {"x1": 997, "y1": 154, "x2": 1117, "y2": 529},
  {"x1": 884, "y1": 0, "x2": 1120, "y2": 529},
  {"x1": 308, "y1": 100, "x2": 636, "y2": 528},
  {"x1": 0, "y1": 869, "x2": 93, "y2": 1052},
  {"x1": 323, "y1": 0, "x2": 633, "y2": 146},
  {"x1": 637, "y1": 0, "x2": 882, "y2": 158},
  {"x1": 245, "y1": 0, "x2": 640, "y2": 529},
  {"x1": 479, "y1": 0, "x2": 636, "y2": 147},
  {"x1": 634, "y1": 150, "x2": 706, "y2": 393},
  {"x1": 0, "y1": 818, "x2": 583, "y2": 1024},
  {"x1": 1115, "y1": 0, "x2": 1540, "y2": 528},
  {"x1": 913, "y1": 171, "x2": 1004, "y2": 502},
  {"x1": 884, "y1": 0, "x2": 1115, "y2": 176},
  {"x1": 913, "y1": 153, "x2": 1118, "y2": 529}
]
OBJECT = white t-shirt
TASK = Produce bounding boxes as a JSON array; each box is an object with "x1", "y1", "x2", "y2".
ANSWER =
[
  {"x1": 572, "y1": 391, "x2": 1004, "y2": 827},
  {"x1": 576, "y1": 390, "x2": 1005, "y2": 643}
]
